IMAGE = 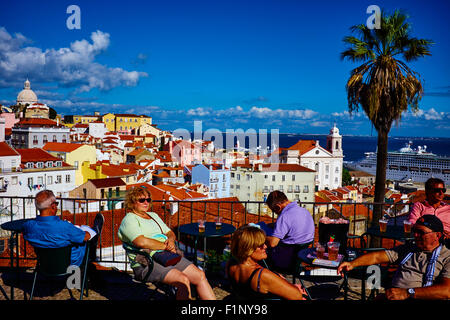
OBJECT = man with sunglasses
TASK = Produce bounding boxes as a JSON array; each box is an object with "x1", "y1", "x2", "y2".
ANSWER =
[
  {"x1": 337, "y1": 215, "x2": 450, "y2": 300},
  {"x1": 23, "y1": 190, "x2": 102, "y2": 266},
  {"x1": 408, "y1": 178, "x2": 449, "y2": 238}
]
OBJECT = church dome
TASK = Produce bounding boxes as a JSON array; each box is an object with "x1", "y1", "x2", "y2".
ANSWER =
[{"x1": 17, "y1": 79, "x2": 38, "y2": 105}]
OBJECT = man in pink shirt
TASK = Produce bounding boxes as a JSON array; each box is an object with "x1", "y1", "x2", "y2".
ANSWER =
[{"x1": 408, "y1": 178, "x2": 450, "y2": 237}]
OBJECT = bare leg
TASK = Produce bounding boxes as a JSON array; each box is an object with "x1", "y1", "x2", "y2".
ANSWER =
[
  {"x1": 162, "y1": 269, "x2": 192, "y2": 300},
  {"x1": 182, "y1": 264, "x2": 216, "y2": 300}
]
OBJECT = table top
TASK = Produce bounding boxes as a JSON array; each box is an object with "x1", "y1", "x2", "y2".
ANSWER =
[
  {"x1": 179, "y1": 221, "x2": 235, "y2": 238},
  {"x1": 364, "y1": 225, "x2": 414, "y2": 241},
  {"x1": 0, "y1": 218, "x2": 32, "y2": 232}
]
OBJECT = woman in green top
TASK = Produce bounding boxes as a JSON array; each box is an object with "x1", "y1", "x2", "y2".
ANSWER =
[{"x1": 118, "y1": 186, "x2": 216, "y2": 300}]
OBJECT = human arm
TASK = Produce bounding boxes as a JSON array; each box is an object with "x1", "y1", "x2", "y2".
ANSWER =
[
  {"x1": 266, "y1": 236, "x2": 280, "y2": 248},
  {"x1": 337, "y1": 250, "x2": 390, "y2": 276},
  {"x1": 408, "y1": 202, "x2": 423, "y2": 224},
  {"x1": 386, "y1": 277, "x2": 450, "y2": 300},
  {"x1": 132, "y1": 234, "x2": 168, "y2": 251},
  {"x1": 258, "y1": 269, "x2": 305, "y2": 300},
  {"x1": 164, "y1": 230, "x2": 177, "y2": 253}
]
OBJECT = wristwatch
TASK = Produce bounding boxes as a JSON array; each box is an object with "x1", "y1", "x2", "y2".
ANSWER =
[{"x1": 407, "y1": 288, "x2": 415, "y2": 299}]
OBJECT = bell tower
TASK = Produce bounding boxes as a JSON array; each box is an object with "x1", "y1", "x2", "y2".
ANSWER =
[{"x1": 326, "y1": 124, "x2": 343, "y2": 157}]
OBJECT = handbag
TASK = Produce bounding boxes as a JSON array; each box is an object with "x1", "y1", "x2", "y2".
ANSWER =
[{"x1": 152, "y1": 250, "x2": 182, "y2": 266}]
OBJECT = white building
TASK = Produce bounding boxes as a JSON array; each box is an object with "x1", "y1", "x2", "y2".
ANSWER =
[
  {"x1": 11, "y1": 118, "x2": 70, "y2": 149},
  {"x1": 0, "y1": 146, "x2": 76, "y2": 219},
  {"x1": 279, "y1": 125, "x2": 343, "y2": 191},
  {"x1": 190, "y1": 163, "x2": 231, "y2": 199},
  {"x1": 230, "y1": 163, "x2": 315, "y2": 215}
]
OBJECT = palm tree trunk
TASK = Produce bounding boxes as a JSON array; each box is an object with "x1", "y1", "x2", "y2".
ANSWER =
[{"x1": 371, "y1": 130, "x2": 388, "y2": 247}]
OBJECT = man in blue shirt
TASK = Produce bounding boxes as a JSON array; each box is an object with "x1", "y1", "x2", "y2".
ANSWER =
[{"x1": 23, "y1": 190, "x2": 100, "y2": 266}]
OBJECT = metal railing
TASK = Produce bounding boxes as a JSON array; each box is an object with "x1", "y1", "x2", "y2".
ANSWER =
[{"x1": 0, "y1": 195, "x2": 411, "y2": 270}]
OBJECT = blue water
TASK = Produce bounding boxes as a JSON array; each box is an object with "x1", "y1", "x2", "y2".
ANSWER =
[
  {"x1": 278, "y1": 134, "x2": 450, "y2": 162},
  {"x1": 187, "y1": 132, "x2": 450, "y2": 163}
]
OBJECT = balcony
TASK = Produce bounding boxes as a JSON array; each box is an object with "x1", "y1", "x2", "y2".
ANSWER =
[{"x1": 0, "y1": 195, "x2": 411, "y2": 300}]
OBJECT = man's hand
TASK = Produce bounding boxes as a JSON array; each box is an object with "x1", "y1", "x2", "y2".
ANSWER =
[
  {"x1": 337, "y1": 261, "x2": 353, "y2": 276},
  {"x1": 385, "y1": 288, "x2": 409, "y2": 300}
]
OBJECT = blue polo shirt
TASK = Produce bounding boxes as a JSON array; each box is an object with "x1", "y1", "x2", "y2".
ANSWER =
[{"x1": 23, "y1": 216, "x2": 87, "y2": 266}]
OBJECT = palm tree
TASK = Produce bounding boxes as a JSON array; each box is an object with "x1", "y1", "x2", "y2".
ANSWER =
[{"x1": 341, "y1": 10, "x2": 433, "y2": 234}]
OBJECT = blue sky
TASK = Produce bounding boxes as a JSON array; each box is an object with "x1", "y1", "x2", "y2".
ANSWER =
[{"x1": 0, "y1": 0, "x2": 449, "y2": 137}]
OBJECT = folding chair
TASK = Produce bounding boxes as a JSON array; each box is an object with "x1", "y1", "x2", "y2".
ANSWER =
[{"x1": 30, "y1": 243, "x2": 90, "y2": 300}]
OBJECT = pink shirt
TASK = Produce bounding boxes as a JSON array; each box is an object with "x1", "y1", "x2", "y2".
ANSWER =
[{"x1": 408, "y1": 200, "x2": 450, "y2": 236}]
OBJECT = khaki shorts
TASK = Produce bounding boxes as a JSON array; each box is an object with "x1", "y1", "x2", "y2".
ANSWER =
[{"x1": 132, "y1": 256, "x2": 193, "y2": 283}]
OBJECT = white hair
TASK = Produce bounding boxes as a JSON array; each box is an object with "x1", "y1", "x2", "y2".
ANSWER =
[{"x1": 35, "y1": 190, "x2": 56, "y2": 210}]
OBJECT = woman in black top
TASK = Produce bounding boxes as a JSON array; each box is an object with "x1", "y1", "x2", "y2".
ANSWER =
[{"x1": 227, "y1": 225, "x2": 306, "y2": 300}]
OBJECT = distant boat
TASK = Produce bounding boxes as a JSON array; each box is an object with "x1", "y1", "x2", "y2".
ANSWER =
[{"x1": 352, "y1": 141, "x2": 450, "y2": 184}]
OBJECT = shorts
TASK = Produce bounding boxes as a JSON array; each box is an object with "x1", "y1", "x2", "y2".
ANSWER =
[{"x1": 132, "y1": 256, "x2": 193, "y2": 283}]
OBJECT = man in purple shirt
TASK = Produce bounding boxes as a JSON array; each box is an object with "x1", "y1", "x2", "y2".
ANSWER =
[{"x1": 263, "y1": 191, "x2": 315, "y2": 270}]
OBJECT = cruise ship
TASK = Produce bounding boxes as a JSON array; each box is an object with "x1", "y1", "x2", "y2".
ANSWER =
[{"x1": 353, "y1": 141, "x2": 450, "y2": 185}]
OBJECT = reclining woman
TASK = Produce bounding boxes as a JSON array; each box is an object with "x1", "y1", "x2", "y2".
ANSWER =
[
  {"x1": 227, "y1": 225, "x2": 307, "y2": 300},
  {"x1": 118, "y1": 186, "x2": 216, "y2": 300}
]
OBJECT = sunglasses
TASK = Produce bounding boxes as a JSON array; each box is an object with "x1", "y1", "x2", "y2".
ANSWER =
[
  {"x1": 412, "y1": 228, "x2": 435, "y2": 236},
  {"x1": 431, "y1": 188, "x2": 446, "y2": 193},
  {"x1": 137, "y1": 198, "x2": 152, "y2": 203},
  {"x1": 52, "y1": 201, "x2": 59, "y2": 206}
]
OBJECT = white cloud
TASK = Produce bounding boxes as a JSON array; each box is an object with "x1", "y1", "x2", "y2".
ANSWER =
[{"x1": 0, "y1": 27, "x2": 148, "y2": 92}]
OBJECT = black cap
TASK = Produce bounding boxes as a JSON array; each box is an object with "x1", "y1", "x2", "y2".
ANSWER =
[{"x1": 415, "y1": 215, "x2": 444, "y2": 233}]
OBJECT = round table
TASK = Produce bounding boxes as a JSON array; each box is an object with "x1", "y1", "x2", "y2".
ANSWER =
[{"x1": 178, "y1": 222, "x2": 235, "y2": 267}]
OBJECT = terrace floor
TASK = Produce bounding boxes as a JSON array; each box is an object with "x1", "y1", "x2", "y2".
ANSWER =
[{"x1": 0, "y1": 263, "x2": 384, "y2": 301}]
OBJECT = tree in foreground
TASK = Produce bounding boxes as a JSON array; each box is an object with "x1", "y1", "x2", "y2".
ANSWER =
[{"x1": 341, "y1": 10, "x2": 433, "y2": 238}]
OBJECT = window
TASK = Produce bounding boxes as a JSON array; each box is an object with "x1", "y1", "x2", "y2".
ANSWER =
[
  {"x1": 47, "y1": 176, "x2": 53, "y2": 185},
  {"x1": 52, "y1": 135, "x2": 57, "y2": 142},
  {"x1": 46, "y1": 161, "x2": 53, "y2": 168},
  {"x1": 33, "y1": 135, "x2": 38, "y2": 145},
  {"x1": 74, "y1": 161, "x2": 79, "y2": 169},
  {"x1": 282, "y1": 175, "x2": 285, "y2": 182},
  {"x1": 28, "y1": 177, "x2": 33, "y2": 186},
  {"x1": 36, "y1": 162, "x2": 44, "y2": 168},
  {"x1": 303, "y1": 185, "x2": 309, "y2": 193},
  {"x1": 292, "y1": 175, "x2": 295, "y2": 181},
  {"x1": 37, "y1": 176, "x2": 43, "y2": 185},
  {"x1": 12, "y1": 176, "x2": 18, "y2": 185},
  {"x1": 272, "y1": 175, "x2": 275, "y2": 182},
  {"x1": 56, "y1": 175, "x2": 62, "y2": 184},
  {"x1": 65, "y1": 175, "x2": 71, "y2": 183},
  {"x1": 43, "y1": 135, "x2": 48, "y2": 144},
  {"x1": 26, "y1": 162, "x2": 34, "y2": 169}
]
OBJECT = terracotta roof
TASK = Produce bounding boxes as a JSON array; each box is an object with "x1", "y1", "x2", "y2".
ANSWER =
[
  {"x1": 89, "y1": 177, "x2": 126, "y2": 188},
  {"x1": 287, "y1": 140, "x2": 317, "y2": 154},
  {"x1": 0, "y1": 142, "x2": 19, "y2": 157},
  {"x1": 17, "y1": 148, "x2": 59, "y2": 162},
  {"x1": 43, "y1": 142, "x2": 83, "y2": 153},
  {"x1": 257, "y1": 163, "x2": 315, "y2": 172},
  {"x1": 15, "y1": 118, "x2": 60, "y2": 127}
]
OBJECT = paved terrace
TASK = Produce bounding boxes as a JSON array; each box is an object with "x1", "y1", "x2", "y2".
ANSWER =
[{"x1": 0, "y1": 197, "x2": 406, "y2": 301}]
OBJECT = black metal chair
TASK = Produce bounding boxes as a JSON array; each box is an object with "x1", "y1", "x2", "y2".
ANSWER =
[{"x1": 30, "y1": 243, "x2": 90, "y2": 300}]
